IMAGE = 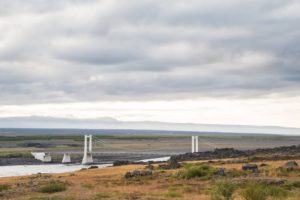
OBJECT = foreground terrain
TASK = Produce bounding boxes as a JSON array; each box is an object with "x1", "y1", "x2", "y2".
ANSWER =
[{"x1": 0, "y1": 157, "x2": 299, "y2": 200}]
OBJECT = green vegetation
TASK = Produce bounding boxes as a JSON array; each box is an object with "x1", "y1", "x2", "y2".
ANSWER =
[
  {"x1": 240, "y1": 182, "x2": 268, "y2": 200},
  {"x1": 211, "y1": 181, "x2": 236, "y2": 200},
  {"x1": 38, "y1": 182, "x2": 67, "y2": 193},
  {"x1": 164, "y1": 189, "x2": 182, "y2": 198},
  {"x1": 240, "y1": 182, "x2": 289, "y2": 200},
  {"x1": 282, "y1": 180, "x2": 300, "y2": 190},
  {"x1": 275, "y1": 167, "x2": 299, "y2": 177},
  {"x1": 182, "y1": 185, "x2": 193, "y2": 193},
  {"x1": 0, "y1": 184, "x2": 10, "y2": 192},
  {"x1": 0, "y1": 152, "x2": 33, "y2": 158},
  {"x1": 94, "y1": 192, "x2": 113, "y2": 199},
  {"x1": 265, "y1": 185, "x2": 288, "y2": 200},
  {"x1": 81, "y1": 183, "x2": 95, "y2": 189},
  {"x1": 182, "y1": 164, "x2": 216, "y2": 179},
  {"x1": 0, "y1": 135, "x2": 83, "y2": 142},
  {"x1": 226, "y1": 168, "x2": 248, "y2": 177}
]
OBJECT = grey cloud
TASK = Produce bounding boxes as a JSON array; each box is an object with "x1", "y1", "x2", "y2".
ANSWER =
[{"x1": 0, "y1": 0, "x2": 299, "y2": 104}]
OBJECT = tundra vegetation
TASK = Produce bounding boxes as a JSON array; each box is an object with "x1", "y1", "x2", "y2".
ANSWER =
[{"x1": 0, "y1": 158, "x2": 299, "y2": 200}]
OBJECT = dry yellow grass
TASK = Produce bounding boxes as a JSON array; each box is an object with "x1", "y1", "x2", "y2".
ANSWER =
[{"x1": 0, "y1": 159, "x2": 299, "y2": 200}]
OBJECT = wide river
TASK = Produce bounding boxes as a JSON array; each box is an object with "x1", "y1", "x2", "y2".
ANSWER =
[{"x1": 0, "y1": 156, "x2": 170, "y2": 178}]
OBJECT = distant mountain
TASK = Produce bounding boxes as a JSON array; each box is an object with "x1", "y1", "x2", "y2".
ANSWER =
[{"x1": 0, "y1": 116, "x2": 299, "y2": 135}]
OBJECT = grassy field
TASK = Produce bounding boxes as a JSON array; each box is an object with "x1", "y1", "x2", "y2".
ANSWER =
[{"x1": 0, "y1": 159, "x2": 299, "y2": 199}]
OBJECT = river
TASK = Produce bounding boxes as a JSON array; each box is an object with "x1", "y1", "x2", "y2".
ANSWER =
[{"x1": 0, "y1": 156, "x2": 170, "y2": 178}]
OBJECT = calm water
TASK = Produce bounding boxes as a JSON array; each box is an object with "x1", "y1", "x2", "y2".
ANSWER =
[
  {"x1": 0, "y1": 157, "x2": 170, "y2": 178},
  {"x1": 0, "y1": 164, "x2": 112, "y2": 178}
]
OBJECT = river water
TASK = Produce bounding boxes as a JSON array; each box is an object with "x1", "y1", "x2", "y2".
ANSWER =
[
  {"x1": 0, "y1": 164, "x2": 112, "y2": 178},
  {"x1": 0, "y1": 157, "x2": 170, "y2": 178}
]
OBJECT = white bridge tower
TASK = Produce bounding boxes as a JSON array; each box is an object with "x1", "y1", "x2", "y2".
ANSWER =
[
  {"x1": 82, "y1": 135, "x2": 93, "y2": 164},
  {"x1": 62, "y1": 153, "x2": 71, "y2": 163},
  {"x1": 191, "y1": 136, "x2": 199, "y2": 153}
]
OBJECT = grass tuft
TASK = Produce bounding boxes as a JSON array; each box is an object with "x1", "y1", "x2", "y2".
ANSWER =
[
  {"x1": 211, "y1": 181, "x2": 236, "y2": 200},
  {"x1": 164, "y1": 190, "x2": 182, "y2": 198},
  {"x1": 0, "y1": 184, "x2": 10, "y2": 192},
  {"x1": 38, "y1": 182, "x2": 67, "y2": 193},
  {"x1": 95, "y1": 192, "x2": 113, "y2": 199},
  {"x1": 182, "y1": 165, "x2": 216, "y2": 179},
  {"x1": 240, "y1": 182, "x2": 268, "y2": 200}
]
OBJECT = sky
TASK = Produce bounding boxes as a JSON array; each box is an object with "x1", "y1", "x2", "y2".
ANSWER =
[{"x1": 0, "y1": 0, "x2": 299, "y2": 128}]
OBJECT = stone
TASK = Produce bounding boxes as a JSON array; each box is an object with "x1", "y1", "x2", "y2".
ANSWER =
[
  {"x1": 171, "y1": 145, "x2": 300, "y2": 162},
  {"x1": 88, "y1": 165, "x2": 98, "y2": 169},
  {"x1": 145, "y1": 163, "x2": 154, "y2": 170},
  {"x1": 242, "y1": 164, "x2": 259, "y2": 173},
  {"x1": 113, "y1": 160, "x2": 131, "y2": 166},
  {"x1": 283, "y1": 161, "x2": 299, "y2": 171},
  {"x1": 215, "y1": 168, "x2": 226, "y2": 176},
  {"x1": 124, "y1": 170, "x2": 153, "y2": 178},
  {"x1": 168, "y1": 157, "x2": 181, "y2": 169},
  {"x1": 260, "y1": 163, "x2": 269, "y2": 167}
]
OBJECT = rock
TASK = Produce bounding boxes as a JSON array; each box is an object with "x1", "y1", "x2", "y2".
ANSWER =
[
  {"x1": 172, "y1": 148, "x2": 249, "y2": 161},
  {"x1": 113, "y1": 160, "x2": 145, "y2": 166},
  {"x1": 171, "y1": 145, "x2": 300, "y2": 162},
  {"x1": 88, "y1": 165, "x2": 98, "y2": 169},
  {"x1": 215, "y1": 168, "x2": 226, "y2": 176},
  {"x1": 283, "y1": 161, "x2": 299, "y2": 171},
  {"x1": 260, "y1": 163, "x2": 269, "y2": 167},
  {"x1": 168, "y1": 157, "x2": 181, "y2": 169},
  {"x1": 157, "y1": 157, "x2": 181, "y2": 170},
  {"x1": 145, "y1": 163, "x2": 154, "y2": 170},
  {"x1": 113, "y1": 160, "x2": 132, "y2": 166},
  {"x1": 242, "y1": 164, "x2": 259, "y2": 173},
  {"x1": 124, "y1": 170, "x2": 153, "y2": 178}
]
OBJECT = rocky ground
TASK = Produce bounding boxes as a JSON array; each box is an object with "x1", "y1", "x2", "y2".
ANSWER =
[{"x1": 172, "y1": 145, "x2": 300, "y2": 161}]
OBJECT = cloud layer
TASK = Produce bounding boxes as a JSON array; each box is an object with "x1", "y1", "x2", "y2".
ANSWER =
[{"x1": 0, "y1": 0, "x2": 300, "y2": 105}]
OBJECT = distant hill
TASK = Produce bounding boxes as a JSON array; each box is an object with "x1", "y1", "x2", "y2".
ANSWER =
[{"x1": 0, "y1": 116, "x2": 299, "y2": 135}]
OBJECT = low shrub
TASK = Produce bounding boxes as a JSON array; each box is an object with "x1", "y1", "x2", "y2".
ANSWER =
[
  {"x1": 38, "y1": 182, "x2": 67, "y2": 193},
  {"x1": 164, "y1": 190, "x2": 182, "y2": 198},
  {"x1": 276, "y1": 167, "x2": 290, "y2": 177},
  {"x1": 227, "y1": 168, "x2": 248, "y2": 177},
  {"x1": 211, "y1": 181, "x2": 236, "y2": 200},
  {"x1": 240, "y1": 182, "x2": 289, "y2": 200},
  {"x1": 266, "y1": 185, "x2": 288, "y2": 200},
  {"x1": 0, "y1": 152, "x2": 33, "y2": 158},
  {"x1": 0, "y1": 184, "x2": 10, "y2": 192},
  {"x1": 182, "y1": 165, "x2": 216, "y2": 179},
  {"x1": 240, "y1": 182, "x2": 268, "y2": 200},
  {"x1": 81, "y1": 183, "x2": 94, "y2": 189},
  {"x1": 95, "y1": 192, "x2": 113, "y2": 199},
  {"x1": 182, "y1": 185, "x2": 193, "y2": 193},
  {"x1": 282, "y1": 180, "x2": 300, "y2": 190}
]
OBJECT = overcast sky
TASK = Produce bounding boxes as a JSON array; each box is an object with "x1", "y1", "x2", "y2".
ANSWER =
[{"x1": 0, "y1": 0, "x2": 299, "y2": 128}]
